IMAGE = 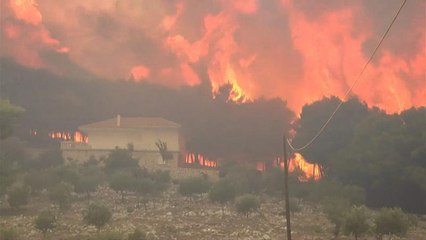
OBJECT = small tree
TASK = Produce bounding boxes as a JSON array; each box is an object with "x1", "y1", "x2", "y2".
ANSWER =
[
  {"x1": 83, "y1": 203, "x2": 112, "y2": 232},
  {"x1": 323, "y1": 197, "x2": 350, "y2": 237},
  {"x1": 374, "y1": 208, "x2": 410, "y2": 240},
  {"x1": 208, "y1": 180, "x2": 236, "y2": 217},
  {"x1": 108, "y1": 172, "x2": 135, "y2": 202},
  {"x1": 104, "y1": 147, "x2": 139, "y2": 174},
  {"x1": 343, "y1": 206, "x2": 370, "y2": 240},
  {"x1": 135, "y1": 178, "x2": 154, "y2": 210},
  {"x1": 34, "y1": 210, "x2": 56, "y2": 238},
  {"x1": 49, "y1": 182, "x2": 73, "y2": 211},
  {"x1": 235, "y1": 194, "x2": 260, "y2": 218},
  {"x1": 74, "y1": 168, "x2": 103, "y2": 203},
  {"x1": 128, "y1": 228, "x2": 146, "y2": 240},
  {"x1": 178, "y1": 176, "x2": 210, "y2": 200},
  {"x1": 7, "y1": 185, "x2": 29, "y2": 210}
]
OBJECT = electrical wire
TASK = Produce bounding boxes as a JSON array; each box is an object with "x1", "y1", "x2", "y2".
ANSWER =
[{"x1": 287, "y1": 0, "x2": 407, "y2": 152}]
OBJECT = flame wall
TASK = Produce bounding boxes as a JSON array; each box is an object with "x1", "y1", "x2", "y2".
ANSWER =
[{"x1": 1, "y1": 0, "x2": 424, "y2": 113}]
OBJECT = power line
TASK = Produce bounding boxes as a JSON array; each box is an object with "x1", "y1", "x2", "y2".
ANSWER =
[{"x1": 287, "y1": 0, "x2": 407, "y2": 152}]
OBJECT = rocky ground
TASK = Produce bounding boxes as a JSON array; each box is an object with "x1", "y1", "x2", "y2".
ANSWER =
[{"x1": 1, "y1": 185, "x2": 425, "y2": 240}]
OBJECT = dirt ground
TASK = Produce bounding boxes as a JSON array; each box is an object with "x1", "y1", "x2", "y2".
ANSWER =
[{"x1": 1, "y1": 185, "x2": 425, "y2": 240}]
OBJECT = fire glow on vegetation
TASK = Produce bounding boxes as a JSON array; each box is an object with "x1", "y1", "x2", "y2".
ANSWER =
[
  {"x1": 48, "y1": 131, "x2": 88, "y2": 143},
  {"x1": 184, "y1": 153, "x2": 217, "y2": 168},
  {"x1": 264, "y1": 153, "x2": 321, "y2": 182}
]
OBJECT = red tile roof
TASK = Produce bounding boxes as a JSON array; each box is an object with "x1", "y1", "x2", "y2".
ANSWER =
[{"x1": 79, "y1": 117, "x2": 180, "y2": 129}]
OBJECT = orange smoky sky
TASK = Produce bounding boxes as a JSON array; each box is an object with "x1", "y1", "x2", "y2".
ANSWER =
[{"x1": 1, "y1": 0, "x2": 424, "y2": 114}]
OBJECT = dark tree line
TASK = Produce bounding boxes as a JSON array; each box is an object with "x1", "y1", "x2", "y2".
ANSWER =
[{"x1": 292, "y1": 97, "x2": 425, "y2": 213}]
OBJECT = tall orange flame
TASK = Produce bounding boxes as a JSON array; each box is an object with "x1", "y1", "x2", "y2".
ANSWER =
[
  {"x1": 184, "y1": 153, "x2": 218, "y2": 168},
  {"x1": 271, "y1": 153, "x2": 321, "y2": 181},
  {"x1": 48, "y1": 131, "x2": 88, "y2": 143}
]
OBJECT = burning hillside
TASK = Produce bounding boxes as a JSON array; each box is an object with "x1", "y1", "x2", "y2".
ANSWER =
[{"x1": 1, "y1": 0, "x2": 424, "y2": 114}]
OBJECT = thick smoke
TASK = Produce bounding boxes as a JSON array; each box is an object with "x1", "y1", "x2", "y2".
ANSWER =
[{"x1": 1, "y1": 0, "x2": 424, "y2": 113}]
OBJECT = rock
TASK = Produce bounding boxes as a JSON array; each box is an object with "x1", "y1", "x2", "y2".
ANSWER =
[{"x1": 262, "y1": 234, "x2": 271, "y2": 240}]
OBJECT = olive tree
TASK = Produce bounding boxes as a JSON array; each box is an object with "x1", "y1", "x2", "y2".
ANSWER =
[
  {"x1": 83, "y1": 203, "x2": 112, "y2": 232},
  {"x1": 235, "y1": 194, "x2": 260, "y2": 218},
  {"x1": 7, "y1": 185, "x2": 29, "y2": 210},
  {"x1": 208, "y1": 180, "x2": 235, "y2": 217},
  {"x1": 34, "y1": 210, "x2": 56, "y2": 238},
  {"x1": 178, "y1": 176, "x2": 210, "y2": 200},
  {"x1": 343, "y1": 206, "x2": 370, "y2": 240},
  {"x1": 374, "y1": 208, "x2": 410, "y2": 240}
]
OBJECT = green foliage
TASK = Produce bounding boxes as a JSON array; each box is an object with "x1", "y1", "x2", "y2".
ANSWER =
[
  {"x1": 7, "y1": 185, "x2": 29, "y2": 210},
  {"x1": 374, "y1": 208, "x2": 410, "y2": 239},
  {"x1": 32, "y1": 149, "x2": 64, "y2": 169},
  {"x1": 128, "y1": 228, "x2": 146, "y2": 240},
  {"x1": 0, "y1": 99, "x2": 24, "y2": 140},
  {"x1": 235, "y1": 194, "x2": 260, "y2": 217},
  {"x1": 83, "y1": 203, "x2": 112, "y2": 231},
  {"x1": 178, "y1": 176, "x2": 210, "y2": 199},
  {"x1": 294, "y1": 98, "x2": 426, "y2": 213},
  {"x1": 323, "y1": 197, "x2": 351, "y2": 237},
  {"x1": 0, "y1": 227, "x2": 18, "y2": 240},
  {"x1": 34, "y1": 210, "x2": 56, "y2": 235},
  {"x1": 134, "y1": 178, "x2": 154, "y2": 209},
  {"x1": 0, "y1": 138, "x2": 28, "y2": 195},
  {"x1": 224, "y1": 165, "x2": 263, "y2": 194},
  {"x1": 24, "y1": 170, "x2": 48, "y2": 193},
  {"x1": 343, "y1": 206, "x2": 370, "y2": 240},
  {"x1": 48, "y1": 182, "x2": 73, "y2": 211},
  {"x1": 149, "y1": 170, "x2": 171, "y2": 185},
  {"x1": 104, "y1": 148, "x2": 139, "y2": 174},
  {"x1": 209, "y1": 179, "x2": 236, "y2": 216},
  {"x1": 108, "y1": 172, "x2": 135, "y2": 202}
]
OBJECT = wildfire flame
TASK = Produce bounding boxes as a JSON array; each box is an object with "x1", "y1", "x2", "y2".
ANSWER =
[
  {"x1": 184, "y1": 153, "x2": 218, "y2": 168},
  {"x1": 2, "y1": 0, "x2": 424, "y2": 113},
  {"x1": 269, "y1": 153, "x2": 321, "y2": 181},
  {"x1": 48, "y1": 131, "x2": 88, "y2": 143}
]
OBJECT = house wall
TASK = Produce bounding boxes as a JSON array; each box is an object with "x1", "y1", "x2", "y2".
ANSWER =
[
  {"x1": 62, "y1": 149, "x2": 218, "y2": 180},
  {"x1": 82, "y1": 127, "x2": 180, "y2": 152}
]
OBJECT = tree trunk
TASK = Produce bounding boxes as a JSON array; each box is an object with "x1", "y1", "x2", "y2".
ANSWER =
[{"x1": 221, "y1": 205, "x2": 225, "y2": 218}]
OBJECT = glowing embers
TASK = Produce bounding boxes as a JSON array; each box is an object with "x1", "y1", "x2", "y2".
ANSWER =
[
  {"x1": 272, "y1": 153, "x2": 321, "y2": 182},
  {"x1": 48, "y1": 131, "x2": 88, "y2": 143},
  {"x1": 184, "y1": 153, "x2": 217, "y2": 168}
]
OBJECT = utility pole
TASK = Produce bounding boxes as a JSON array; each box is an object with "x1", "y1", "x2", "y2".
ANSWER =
[{"x1": 283, "y1": 135, "x2": 292, "y2": 240}]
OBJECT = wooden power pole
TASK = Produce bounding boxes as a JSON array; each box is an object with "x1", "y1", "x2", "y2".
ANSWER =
[{"x1": 283, "y1": 135, "x2": 292, "y2": 240}]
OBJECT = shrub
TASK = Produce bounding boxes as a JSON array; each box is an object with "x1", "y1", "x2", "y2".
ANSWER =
[
  {"x1": 48, "y1": 182, "x2": 73, "y2": 211},
  {"x1": 83, "y1": 203, "x2": 112, "y2": 232},
  {"x1": 7, "y1": 185, "x2": 29, "y2": 210},
  {"x1": 178, "y1": 176, "x2": 210, "y2": 200},
  {"x1": 34, "y1": 210, "x2": 56, "y2": 236},
  {"x1": 235, "y1": 194, "x2": 260, "y2": 217},
  {"x1": 374, "y1": 208, "x2": 410, "y2": 239},
  {"x1": 343, "y1": 206, "x2": 370, "y2": 240},
  {"x1": 108, "y1": 172, "x2": 136, "y2": 202},
  {"x1": 104, "y1": 147, "x2": 139, "y2": 174},
  {"x1": 0, "y1": 227, "x2": 18, "y2": 240},
  {"x1": 323, "y1": 197, "x2": 350, "y2": 237},
  {"x1": 209, "y1": 180, "x2": 236, "y2": 216}
]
